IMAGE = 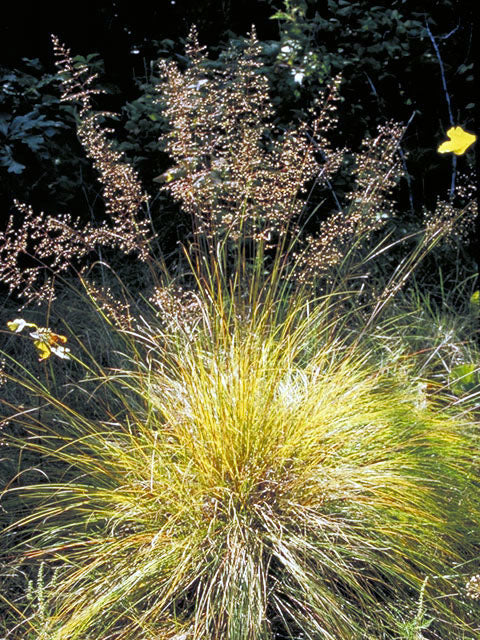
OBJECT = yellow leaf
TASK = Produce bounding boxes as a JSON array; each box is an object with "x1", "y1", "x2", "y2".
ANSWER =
[
  {"x1": 33, "y1": 340, "x2": 52, "y2": 361},
  {"x1": 7, "y1": 318, "x2": 37, "y2": 333},
  {"x1": 438, "y1": 126, "x2": 476, "y2": 155},
  {"x1": 8, "y1": 320, "x2": 70, "y2": 361},
  {"x1": 30, "y1": 330, "x2": 70, "y2": 361}
]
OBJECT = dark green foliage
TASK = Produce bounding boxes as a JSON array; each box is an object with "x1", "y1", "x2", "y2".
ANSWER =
[
  {"x1": 117, "y1": 39, "x2": 175, "y2": 174},
  {"x1": 0, "y1": 56, "x2": 103, "y2": 214},
  {"x1": 266, "y1": 0, "x2": 475, "y2": 211}
]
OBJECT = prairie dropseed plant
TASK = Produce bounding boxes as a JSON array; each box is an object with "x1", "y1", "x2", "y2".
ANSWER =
[{"x1": 1, "y1": 27, "x2": 479, "y2": 640}]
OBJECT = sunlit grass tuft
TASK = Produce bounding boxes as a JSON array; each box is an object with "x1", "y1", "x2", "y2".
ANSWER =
[{"x1": 2, "y1": 268, "x2": 479, "y2": 639}]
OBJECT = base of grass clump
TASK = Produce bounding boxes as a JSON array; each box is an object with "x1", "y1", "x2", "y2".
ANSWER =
[{"x1": 2, "y1": 280, "x2": 479, "y2": 640}]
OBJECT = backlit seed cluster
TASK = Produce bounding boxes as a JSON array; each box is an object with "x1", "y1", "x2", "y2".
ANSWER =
[
  {"x1": 157, "y1": 27, "x2": 343, "y2": 248},
  {"x1": 297, "y1": 122, "x2": 405, "y2": 282},
  {"x1": 77, "y1": 112, "x2": 150, "y2": 260},
  {"x1": 84, "y1": 281, "x2": 135, "y2": 331},
  {"x1": 54, "y1": 36, "x2": 151, "y2": 260},
  {"x1": 156, "y1": 31, "x2": 424, "y2": 286},
  {"x1": 466, "y1": 574, "x2": 480, "y2": 600},
  {"x1": 0, "y1": 39, "x2": 152, "y2": 306},
  {"x1": 51, "y1": 35, "x2": 104, "y2": 110},
  {"x1": 149, "y1": 284, "x2": 202, "y2": 335},
  {"x1": 0, "y1": 358, "x2": 6, "y2": 387},
  {"x1": 423, "y1": 198, "x2": 477, "y2": 244},
  {"x1": 0, "y1": 202, "x2": 92, "y2": 305},
  {"x1": 423, "y1": 174, "x2": 477, "y2": 244}
]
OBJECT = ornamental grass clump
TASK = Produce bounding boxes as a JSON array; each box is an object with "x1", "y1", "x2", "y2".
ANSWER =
[
  {"x1": 1, "y1": 28, "x2": 479, "y2": 640},
  {"x1": 2, "y1": 274, "x2": 480, "y2": 639}
]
